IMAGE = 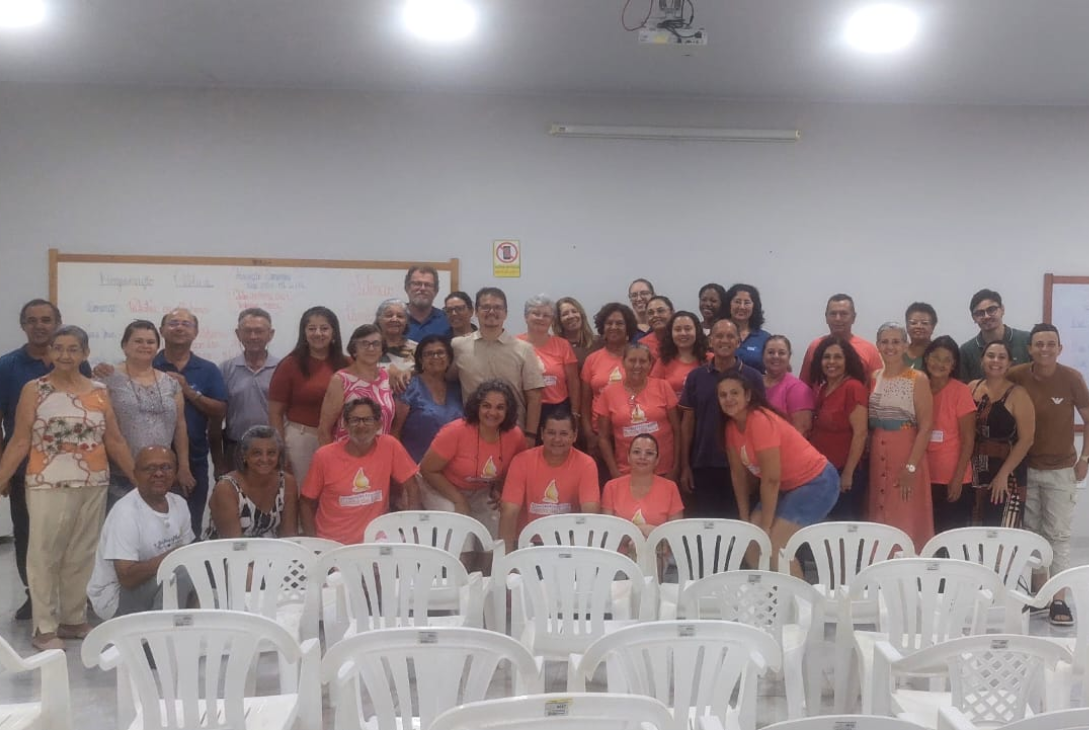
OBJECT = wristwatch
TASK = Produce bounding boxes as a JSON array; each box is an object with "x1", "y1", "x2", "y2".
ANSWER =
[{"x1": 904, "y1": 463, "x2": 917, "y2": 474}]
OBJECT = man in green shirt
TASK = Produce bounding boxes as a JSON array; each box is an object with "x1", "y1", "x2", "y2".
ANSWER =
[{"x1": 958, "y1": 289, "x2": 1031, "y2": 382}]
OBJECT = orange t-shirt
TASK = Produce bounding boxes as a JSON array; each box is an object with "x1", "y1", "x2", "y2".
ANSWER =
[
  {"x1": 581, "y1": 349, "x2": 625, "y2": 429},
  {"x1": 640, "y1": 333, "x2": 661, "y2": 361},
  {"x1": 518, "y1": 334, "x2": 577, "y2": 405},
  {"x1": 927, "y1": 379, "x2": 976, "y2": 485},
  {"x1": 594, "y1": 378, "x2": 679, "y2": 475},
  {"x1": 602, "y1": 475, "x2": 684, "y2": 529},
  {"x1": 429, "y1": 419, "x2": 527, "y2": 492},
  {"x1": 650, "y1": 357, "x2": 699, "y2": 399},
  {"x1": 725, "y1": 408, "x2": 827, "y2": 491},
  {"x1": 301, "y1": 436, "x2": 418, "y2": 544},
  {"x1": 501, "y1": 446, "x2": 601, "y2": 532}
]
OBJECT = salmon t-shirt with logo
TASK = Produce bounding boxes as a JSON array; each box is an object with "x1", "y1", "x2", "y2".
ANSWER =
[
  {"x1": 602, "y1": 474, "x2": 684, "y2": 530},
  {"x1": 518, "y1": 334, "x2": 577, "y2": 406},
  {"x1": 429, "y1": 419, "x2": 527, "y2": 492},
  {"x1": 302, "y1": 436, "x2": 419, "y2": 544},
  {"x1": 594, "y1": 378, "x2": 679, "y2": 475},
  {"x1": 650, "y1": 357, "x2": 700, "y2": 399},
  {"x1": 501, "y1": 446, "x2": 601, "y2": 532},
  {"x1": 725, "y1": 408, "x2": 827, "y2": 492},
  {"x1": 581, "y1": 349, "x2": 625, "y2": 431}
]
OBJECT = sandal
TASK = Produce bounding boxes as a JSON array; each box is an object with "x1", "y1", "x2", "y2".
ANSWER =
[{"x1": 1049, "y1": 599, "x2": 1074, "y2": 627}]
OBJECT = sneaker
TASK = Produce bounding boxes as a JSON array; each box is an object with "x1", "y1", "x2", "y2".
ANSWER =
[
  {"x1": 14, "y1": 596, "x2": 31, "y2": 621},
  {"x1": 31, "y1": 632, "x2": 64, "y2": 652},
  {"x1": 57, "y1": 623, "x2": 92, "y2": 640}
]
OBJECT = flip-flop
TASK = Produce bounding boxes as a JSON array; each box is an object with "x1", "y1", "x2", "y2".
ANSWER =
[{"x1": 1049, "y1": 599, "x2": 1074, "y2": 627}]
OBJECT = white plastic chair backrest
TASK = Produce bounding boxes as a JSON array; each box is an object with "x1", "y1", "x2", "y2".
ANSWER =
[
  {"x1": 429, "y1": 693, "x2": 676, "y2": 730},
  {"x1": 314, "y1": 543, "x2": 473, "y2": 629},
  {"x1": 501, "y1": 546, "x2": 644, "y2": 645},
  {"x1": 849, "y1": 558, "x2": 1004, "y2": 653},
  {"x1": 0, "y1": 633, "x2": 70, "y2": 730},
  {"x1": 284, "y1": 535, "x2": 343, "y2": 554},
  {"x1": 365, "y1": 510, "x2": 497, "y2": 554},
  {"x1": 320, "y1": 627, "x2": 542, "y2": 730},
  {"x1": 574, "y1": 621, "x2": 781, "y2": 730},
  {"x1": 1027, "y1": 566, "x2": 1089, "y2": 699},
  {"x1": 81, "y1": 610, "x2": 301, "y2": 730},
  {"x1": 921, "y1": 527, "x2": 1053, "y2": 589},
  {"x1": 518, "y1": 513, "x2": 646, "y2": 561},
  {"x1": 890, "y1": 634, "x2": 1073, "y2": 726},
  {"x1": 680, "y1": 570, "x2": 822, "y2": 646},
  {"x1": 642, "y1": 519, "x2": 771, "y2": 580},
  {"x1": 1002, "y1": 708, "x2": 1089, "y2": 730},
  {"x1": 781, "y1": 522, "x2": 915, "y2": 590},
  {"x1": 763, "y1": 716, "x2": 929, "y2": 730},
  {"x1": 157, "y1": 538, "x2": 315, "y2": 618}
]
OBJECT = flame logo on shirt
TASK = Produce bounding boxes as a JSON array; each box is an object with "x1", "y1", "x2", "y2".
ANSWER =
[
  {"x1": 542, "y1": 480, "x2": 559, "y2": 504},
  {"x1": 632, "y1": 509, "x2": 646, "y2": 526},
  {"x1": 352, "y1": 468, "x2": 371, "y2": 492},
  {"x1": 630, "y1": 403, "x2": 646, "y2": 423},
  {"x1": 608, "y1": 366, "x2": 622, "y2": 383},
  {"x1": 481, "y1": 456, "x2": 498, "y2": 479}
]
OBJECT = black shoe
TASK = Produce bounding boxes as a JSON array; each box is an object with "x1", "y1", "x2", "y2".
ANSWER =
[{"x1": 14, "y1": 597, "x2": 31, "y2": 621}]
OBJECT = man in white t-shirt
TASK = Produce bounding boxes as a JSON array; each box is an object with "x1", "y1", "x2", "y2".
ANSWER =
[{"x1": 87, "y1": 446, "x2": 195, "y2": 619}]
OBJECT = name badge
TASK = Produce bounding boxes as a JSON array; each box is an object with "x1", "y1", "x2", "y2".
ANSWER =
[{"x1": 930, "y1": 430, "x2": 944, "y2": 443}]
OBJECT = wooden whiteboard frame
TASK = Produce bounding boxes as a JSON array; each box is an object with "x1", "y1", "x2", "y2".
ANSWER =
[
  {"x1": 1043, "y1": 273, "x2": 1089, "y2": 433},
  {"x1": 48, "y1": 249, "x2": 460, "y2": 303}
]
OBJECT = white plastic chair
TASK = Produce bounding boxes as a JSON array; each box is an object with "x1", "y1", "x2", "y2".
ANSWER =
[
  {"x1": 157, "y1": 538, "x2": 319, "y2": 644},
  {"x1": 308, "y1": 542, "x2": 484, "y2": 638},
  {"x1": 921, "y1": 527, "x2": 1053, "y2": 632},
  {"x1": 840, "y1": 558, "x2": 1004, "y2": 715},
  {"x1": 872, "y1": 634, "x2": 1073, "y2": 729},
  {"x1": 81, "y1": 609, "x2": 321, "y2": 730},
  {"x1": 680, "y1": 570, "x2": 824, "y2": 719},
  {"x1": 974, "y1": 708, "x2": 1089, "y2": 730},
  {"x1": 1011, "y1": 566, "x2": 1089, "y2": 707},
  {"x1": 365, "y1": 510, "x2": 507, "y2": 631},
  {"x1": 429, "y1": 693, "x2": 676, "y2": 730},
  {"x1": 284, "y1": 536, "x2": 347, "y2": 643},
  {"x1": 518, "y1": 513, "x2": 647, "y2": 563},
  {"x1": 500, "y1": 546, "x2": 653, "y2": 667},
  {"x1": 761, "y1": 716, "x2": 927, "y2": 730},
  {"x1": 642, "y1": 518, "x2": 771, "y2": 619},
  {"x1": 0, "y1": 633, "x2": 71, "y2": 730},
  {"x1": 568, "y1": 620, "x2": 781, "y2": 730},
  {"x1": 321, "y1": 626, "x2": 543, "y2": 730},
  {"x1": 780, "y1": 522, "x2": 916, "y2": 712}
]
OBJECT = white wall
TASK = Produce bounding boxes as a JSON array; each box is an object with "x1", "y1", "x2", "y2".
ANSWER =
[{"x1": 2, "y1": 85, "x2": 1089, "y2": 366}]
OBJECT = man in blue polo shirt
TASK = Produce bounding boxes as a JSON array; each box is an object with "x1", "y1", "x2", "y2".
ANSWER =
[
  {"x1": 0, "y1": 299, "x2": 91, "y2": 620},
  {"x1": 678, "y1": 318, "x2": 765, "y2": 519},
  {"x1": 152, "y1": 308, "x2": 227, "y2": 536},
  {"x1": 404, "y1": 265, "x2": 452, "y2": 341}
]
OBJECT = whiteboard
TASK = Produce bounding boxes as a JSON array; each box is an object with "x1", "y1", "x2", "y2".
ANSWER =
[
  {"x1": 1044, "y1": 275, "x2": 1089, "y2": 426},
  {"x1": 50, "y1": 251, "x2": 458, "y2": 366}
]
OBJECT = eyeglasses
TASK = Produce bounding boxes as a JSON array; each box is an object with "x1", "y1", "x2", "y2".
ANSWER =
[
  {"x1": 49, "y1": 345, "x2": 84, "y2": 356},
  {"x1": 906, "y1": 319, "x2": 933, "y2": 328},
  {"x1": 478, "y1": 305, "x2": 506, "y2": 314},
  {"x1": 346, "y1": 416, "x2": 380, "y2": 426},
  {"x1": 139, "y1": 463, "x2": 177, "y2": 474},
  {"x1": 409, "y1": 280, "x2": 436, "y2": 290},
  {"x1": 444, "y1": 305, "x2": 469, "y2": 315},
  {"x1": 356, "y1": 340, "x2": 383, "y2": 350},
  {"x1": 422, "y1": 350, "x2": 448, "y2": 359},
  {"x1": 166, "y1": 320, "x2": 196, "y2": 329},
  {"x1": 972, "y1": 305, "x2": 1001, "y2": 320}
]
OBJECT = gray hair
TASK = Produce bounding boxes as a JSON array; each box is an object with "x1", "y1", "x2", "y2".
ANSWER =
[
  {"x1": 876, "y1": 321, "x2": 908, "y2": 340},
  {"x1": 237, "y1": 308, "x2": 272, "y2": 325},
  {"x1": 237, "y1": 425, "x2": 285, "y2": 471},
  {"x1": 50, "y1": 324, "x2": 89, "y2": 352},
  {"x1": 524, "y1": 294, "x2": 555, "y2": 318},
  {"x1": 375, "y1": 298, "x2": 408, "y2": 320}
]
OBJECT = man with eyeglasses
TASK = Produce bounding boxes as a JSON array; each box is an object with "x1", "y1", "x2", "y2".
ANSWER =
[
  {"x1": 301, "y1": 397, "x2": 421, "y2": 543},
  {"x1": 404, "y1": 265, "x2": 452, "y2": 341},
  {"x1": 799, "y1": 293, "x2": 884, "y2": 386},
  {"x1": 212, "y1": 308, "x2": 279, "y2": 476},
  {"x1": 958, "y1": 289, "x2": 1031, "y2": 382},
  {"x1": 153, "y1": 308, "x2": 228, "y2": 536},
  {"x1": 450, "y1": 287, "x2": 545, "y2": 445},
  {"x1": 0, "y1": 298, "x2": 90, "y2": 621},
  {"x1": 86, "y1": 446, "x2": 195, "y2": 619}
]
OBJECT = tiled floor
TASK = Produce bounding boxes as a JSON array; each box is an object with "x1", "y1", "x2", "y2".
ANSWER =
[{"x1": 1, "y1": 499, "x2": 1086, "y2": 729}]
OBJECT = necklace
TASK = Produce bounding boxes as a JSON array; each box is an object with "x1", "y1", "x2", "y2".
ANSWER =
[{"x1": 126, "y1": 369, "x2": 166, "y2": 413}]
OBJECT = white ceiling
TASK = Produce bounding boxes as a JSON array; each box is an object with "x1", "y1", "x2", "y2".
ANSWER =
[{"x1": 2, "y1": 0, "x2": 1089, "y2": 106}]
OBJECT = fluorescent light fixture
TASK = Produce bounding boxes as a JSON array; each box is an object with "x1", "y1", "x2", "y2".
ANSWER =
[
  {"x1": 844, "y1": 4, "x2": 919, "y2": 53},
  {"x1": 0, "y1": 0, "x2": 47, "y2": 29},
  {"x1": 403, "y1": 0, "x2": 476, "y2": 43},
  {"x1": 549, "y1": 124, "x2": 800, "y2": 143}
]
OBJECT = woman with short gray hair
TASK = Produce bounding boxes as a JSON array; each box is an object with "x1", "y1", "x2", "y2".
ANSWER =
[
  {"x1": 519, "y1": 294, "x2": 580, "y2": 439},
  {"x1": 204, "y1": 424, "x2": 297, "y2": 539},
  {"x1": 375, "y1": 298, "x2": 418, "y2": 371},
  {"x1": 867, "y1": 321, "x2": 934, "y2": 548}
]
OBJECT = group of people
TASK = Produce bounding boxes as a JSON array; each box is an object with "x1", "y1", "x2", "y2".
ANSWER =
[{"x1": 1, "y1": 269, "x2": 1085, "y2": 651}]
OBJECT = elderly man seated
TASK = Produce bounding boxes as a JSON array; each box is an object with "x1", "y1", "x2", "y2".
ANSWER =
[{"x1": 87, "y1": 445, "x2": 195, "y2": 618}]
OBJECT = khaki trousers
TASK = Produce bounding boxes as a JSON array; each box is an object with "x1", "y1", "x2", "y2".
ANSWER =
[
  {"x1": 284, "y1": 420, "x2": 319, "y2": 484},
  {"x1": 26, "y1": 485, "x2": 107, "y2": 635}
]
